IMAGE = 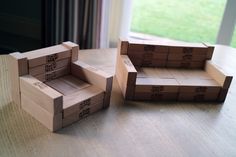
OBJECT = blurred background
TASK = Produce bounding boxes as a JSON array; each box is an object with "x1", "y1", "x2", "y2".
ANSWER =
[{"x1": 0, "y1": 0, "x2": 235, "y2": 54}]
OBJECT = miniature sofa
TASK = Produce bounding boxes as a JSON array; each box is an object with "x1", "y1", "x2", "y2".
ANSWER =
[
  {"x1": 8, "y1": 42, "x2": 113, "y2": 132},
  {"x1": 115, "y1": 38, "x2": 233, "y2": 102}
]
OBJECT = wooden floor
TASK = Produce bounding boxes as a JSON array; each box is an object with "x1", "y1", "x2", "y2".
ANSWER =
[{"x1": 0, "y1": 46, "x2": 236, "y2": 157}]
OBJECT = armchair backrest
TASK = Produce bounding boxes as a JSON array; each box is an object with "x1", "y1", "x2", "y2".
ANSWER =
[
  {"x1": 8, "y1": 42, "x2": 79, "y2": 106},
  {"x1": 23, "y1": 42, "x2": 79, "y2": 82}
]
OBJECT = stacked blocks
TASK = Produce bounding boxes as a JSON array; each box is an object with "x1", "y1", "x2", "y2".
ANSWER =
[
  {"x1": 8, "y1": 42, "x2": 113, "y2": 132},
  {"x1": 115, "y1": 38, "x2": 233, "y2": 102}
]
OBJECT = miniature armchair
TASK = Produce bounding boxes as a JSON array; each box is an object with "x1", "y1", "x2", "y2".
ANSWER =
[{"x1": 8, "y1": 42, "x2": 113, "y2": 132}]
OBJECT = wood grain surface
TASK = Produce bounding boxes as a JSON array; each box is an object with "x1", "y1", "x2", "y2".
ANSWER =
[{"x1": 1, "y1": 47, "x2": 236, "y2": 157}]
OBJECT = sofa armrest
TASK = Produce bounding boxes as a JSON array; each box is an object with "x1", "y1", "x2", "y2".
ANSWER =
[
  {"x1": 205, "y1": 60, "x2": 233, "y2": 89},
  {"x1": 115, "y1": 55, "x2": 137, "y2": 99}
]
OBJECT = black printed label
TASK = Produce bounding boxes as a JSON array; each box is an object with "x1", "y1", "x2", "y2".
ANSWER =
[{"x1": 46, "y1": 54, "x2": 58, "y2": 62}]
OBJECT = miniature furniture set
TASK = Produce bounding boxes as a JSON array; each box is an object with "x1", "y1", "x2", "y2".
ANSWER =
[
  {"x1": 8, "y1": 39, "x2": 233, "y2": 132},
  {"x1": 115, "y1": 39, "x2": 233, "y2": 102},
  {"x1": 8, "y1": 42, "x2": 113, "y2": 132}
]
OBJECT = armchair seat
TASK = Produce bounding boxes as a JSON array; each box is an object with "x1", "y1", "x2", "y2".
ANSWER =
[
  {"x1": 46, "y1": 75, "x2": 104, "y2": 127},
  {"x1": 9, "y1": 42, "x2": 113, "y2": 132}
]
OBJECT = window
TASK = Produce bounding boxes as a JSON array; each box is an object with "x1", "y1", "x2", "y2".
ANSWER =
[
  {"x1": 231, "y1": 26, "x2": 236, "y2": 48},
  {"x1": 131, "y1": 0, "x2": 227, "y2": 44}
]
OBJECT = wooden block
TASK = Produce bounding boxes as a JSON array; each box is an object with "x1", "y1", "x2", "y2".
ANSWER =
[
  {"x1": 168, "y1": 69, "x2": 187, "y2": 79},
  {"x1": 118, "y1": 38, "x2": 129, "y2": 55},
  {"x1": 8, "y1": 52, "x2": 28, "y2": 106},
  {"x1": 181, "y1": 69, "x2": 213, "y2": 80},
  {"x1": 23, "y1": 45, "x2": 71, "y2": 68},
  {"x1": 62, "y1": 41, "x2": 79, "y2": 62},
  {"x1": 217, "y1": 88, "x2": 228, "y2": 102},
  {"x1": 21, "y1": 94, "x2": 62, "y2": 132},
  {"x1": 166, "y1": 61, "x2": 189, "y2": 68},
  {"x1": 20, "y1": 75, "x2": 63, "y2": 114},
  {"x1": 128, "y1": 57, "x2": 142, "y2": 66},
  {"x1": 134, "y1": 92, "x2": 151, "y2": 100},
  {"x1": 166, "y1": 61, "x2": 204, "y2": 69},
  {"x1": 128, "y1": 51, "x2": 144, "y2": 59},
  {"x1": 135, "y1": 78, "x2": 179, "y2": 93},
  {"x1": 141, "y1": 68, "x2": 173, "y2": 78},
  {"x1": 178, "y1": 92, "x2": 219, "y2": 101},
  {"x1": 78, "y1": 94, "x2": 104, "y2": 113},
  {"x1": 136, "y1": 68, "x2": 147, "y2": 78},
  {"x1": 168, "y1": 53, "x2": 191, "y2": 61},
  {"x1": 169, "y1": 47, "x2": 184, "y2": 53},
  {"x1": 168, "y1": 53, "x2": 206, "y2": 61},
  {"x1": 129, "y1": 52, "x2": 167, "y2": 67},
  {"x1": 149, "y1": 59, "x2": 166, "y2": 67},
  {"x1": 203, "y1": 43, "x2": 214, "y2": 59},
  {"x1": 205, "y1": 61, "x2": 233, "y2": 89},
  {"x1": 189, "y1": 61, "x2": 205, "y2": 69},
  {"x1": 128, "y1": 40, "x2": 145, "y2": 52},
  {"x1": 45, "y1": 75, "x2": 91, "y2": 96},
  {"x1": 179, "y1": 86, "x2": 221, "y2": 93},
  {"x1": 103, "y1": 92, "x2": 111, "y2": 108},
  {"x1": 168, "y1": 45, "x2": 208, "y2": 61},
  {"x1": 140, "y1": 67, "x2": 157, "y2": 78},
  {"x1": 35, "y1": 65, "x2": 70, "y2": 82},
  {"x1": 153, "y1": 51, "x2": 168, "y2": 60},
  {"x1": 135, "y1": 85, "x2": 179, "y2": 93},
  {"x1": 115, "y1": 55, "x2": 137, "y2": 99},
  {"x1": 177, "y1": 79, "x2": 221, "y2": 93},
  {"x1": 29, "y1": 58, "x2": 71, "y2": 76},
  {"x1": 62, "y1": 98, "x2": 104, "y2": 127},
  {"x1": 136, "y1": 77, "x2": 179, "y2": 86},
  {"x1": 78, "y1": 101, "x2": 104, "y2": 120},
  {"x1": 192, "y1": 47, "x2": 208, "y2": 56},
  {"x1": 63, "y1": 90, "x2": 104, "y2": 118},
  {"x1": 63, "y1": 85, "x2": 104, "y2": 117},
  {"x1": 155, "y1": 45, "x2": 169, "y2": 53},
  {"x1": 62, "y1": 113, "x2": 78, "y2": 127},
  {"x1": 71, "y1": 61, "x2": 113, "y2": 92},
  {"x1": 134, "y1": 92, "x2": 178, "y2": 101},
  {"x1": 151, "y1": 92, "x2": 178, "y2": 101},
  {"x1": 169, "y1": 68, "x2": 211, "y2": 80}
]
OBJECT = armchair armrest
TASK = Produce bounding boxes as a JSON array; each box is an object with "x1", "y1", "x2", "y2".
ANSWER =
[
  {"x1": 115, "y1": 55, "x2": 137, "y2": 99},
  {"x1": 205, "y1": 61, "x2": 233, "y2": 102},
  {"x1": 20, "y1": 75, "x2": 63, "y2": 114},
  {"x1": 71, "y1": 61, "x2": 113, "y2": 108},
  {"x1": 205, "y1": 61, "x2": 233, "y2": 89},
  {"x1": 20, "y1": 75, "x2": 63, "y2": 131}
]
